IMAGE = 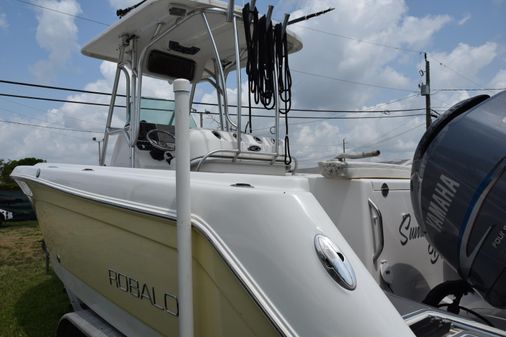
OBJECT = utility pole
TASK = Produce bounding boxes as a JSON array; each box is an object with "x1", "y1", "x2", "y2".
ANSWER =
[{"x1": 420, "y1": 53, "x2": 431, "y2": 129}]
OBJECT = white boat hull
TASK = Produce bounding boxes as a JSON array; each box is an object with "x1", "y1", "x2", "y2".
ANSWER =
[{"x1": 13, "y1": 163, "x2": 417, "y2": 337}]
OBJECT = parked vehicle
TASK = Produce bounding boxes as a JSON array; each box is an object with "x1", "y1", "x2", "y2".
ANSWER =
[{"x1": 0, "y1": 208, "x2": 13, "y2": 225}]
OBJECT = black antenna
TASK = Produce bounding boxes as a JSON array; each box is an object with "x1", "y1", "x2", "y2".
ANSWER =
[
  {"x1": 287, "y1": 8, "x2": 334, "y2": 25},
  {"x1": 116, "y1": 0, "x2": 147, "y2": 18}
]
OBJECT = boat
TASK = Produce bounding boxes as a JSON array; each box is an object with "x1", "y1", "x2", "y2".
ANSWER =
[{"x1": 11, "y1": 0, "x2": 506, "y2": 336}]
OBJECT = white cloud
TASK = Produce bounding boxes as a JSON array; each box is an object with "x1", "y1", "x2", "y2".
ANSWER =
[
  {"x1": 458, "y1": 14, "x2": 471, "y2": 26},
  {"x1": 344, "y1": 41, "x2": 501, "y2": 163},
  {"x1": 287, "y1": 0, "x2": 451, "y2": 112},
  {"x1": 429, "y1": 42, "x2": 497, "y2": 86},
  {"x1": 0, "y1": 12, "x2": 8, "y2": 29},
  {"x1": 394, "y1": 14, "x2": 452, "y2": 48},
  {"x1": 3, "y1": 0, "x2": 501, "y2": 167},
  {"x1": 294, "y1": 121, "x2": 341, "y2": 163},
  {"x1": 270, "y1": 0, "x2": 452, "y2": 165},
  {"x1": 346, "y1": 42, "x2": 500, "y2": 162},
  {"x1": 489, "y1": 69, "x2": 506, "y2": 89},
  {"x1": 422, "y1": 42, "x2": 498, "y2": 114},
  {"x1": 30, "y1": 0, "x2": 81, "y2": 83},
  {"x1": 0, "y1": 61, "x2": 175, "y2": 164}
]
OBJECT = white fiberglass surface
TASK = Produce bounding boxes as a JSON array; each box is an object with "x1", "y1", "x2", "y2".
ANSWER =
[{"x1": 12, "y1": 163, "x2": 416, "y2": 337}]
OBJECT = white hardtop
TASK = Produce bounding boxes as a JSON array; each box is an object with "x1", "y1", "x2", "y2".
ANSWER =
[{"x1": 82, "y1": 0, "x2": 303, "y2": 82}]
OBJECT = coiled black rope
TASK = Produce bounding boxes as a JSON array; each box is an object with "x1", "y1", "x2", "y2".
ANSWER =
[
  {"x1": 274, "y1": 23, "x2": 292, "y2": 114},
  {"x1": 274, "y1": 22, "x2": 292, "y2": 164},
  {"x1": 242, "y1": 4, "x2": 255, "y2": 133},
  {"x1": 242, "y1": 4, "x2": 293, "y2": 165}
]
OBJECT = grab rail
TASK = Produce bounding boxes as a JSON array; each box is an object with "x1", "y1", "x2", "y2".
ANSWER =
[
  {"x1": 368, "y1": 199, "x2": 385, "y2": 266},
  {"x1": 100, "y1": 39, "x2": 130, "y2": 166},
  {"x1": 201, "y1": 12, "x2": 232, "y2": 130},
  {"x1": 192, "y1": 149, "x2": 295, "y2": 172}
]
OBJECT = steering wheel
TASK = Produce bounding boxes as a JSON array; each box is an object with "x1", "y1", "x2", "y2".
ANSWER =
[{"x1": 145, "y1": 129, "x2": 176, "y2": 151}]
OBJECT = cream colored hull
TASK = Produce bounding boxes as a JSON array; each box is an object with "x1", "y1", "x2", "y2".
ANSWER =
[
  {"x1": 13, "y1": 163, "x2": 421, "y2": 337},
  {"x1": 30, "y1": 181, "x2": 279, "y2": 337}
]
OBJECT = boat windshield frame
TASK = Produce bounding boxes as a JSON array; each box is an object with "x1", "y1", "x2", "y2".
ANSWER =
[{"x1": 100, "y1": 5, "x2": 283, "y2": 168}]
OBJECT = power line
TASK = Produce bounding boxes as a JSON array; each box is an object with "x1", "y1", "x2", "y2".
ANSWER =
[
  {"x1": 286, "y1": 106, "x2": 424, "y2": 113},
  {"x1": 365, "y1": 93, "x2": 420, "y2": 109},
  {"x1": 252, "y1": 118, "x2": 324, "y2": 132},
  {"x1": 193, "y1": 101, "x2": 425, "y2": 113},
  {"x1": 4, "y1": 77, "x2": 502, "y2": 114},
  {"x1": 373, "y1": 123, "x2": 424, "y2": 147},
  {"x1": 297, "y1": 124, "x2": 421, "y2": 163},
  {"x1": 353, "y1": 122, "x2": 419, "y2": 151},
  {"x1": 0, "y1": 91, "x2": 425, "y2": 120},
  {"x1": 433, "y1": 88, "x2": 506, "y2": 92},
  {"x1": 0, "y1": 109, "x2": 423, "y2": 139},
  {"x1": 294, "y1": 24, "x2": 422, "y2": 55},
  {"x1": 13, "y1": 0, "x2": 110, "y2": 26},
  {"x1": 0, "y1": 102, "x2": 54, "y2": 124},
  {"x1": 199, "y1": 110, "x2": 425, "y2": 120},
  {"x1": 427, "y1": 54, "x2": 484, "y2": 88},
  {"x1": 5, "y1": 80, "x2": 501, "y2": 121},
  {"x1": 6, "y1": 1, "x2": 425, "y2": 94},
  {"x1": 0, "y1": 79, "x2": 425, "y2": 114},
  {"x1": 0, "y1": 104, "x2": 71, "y2": 127},
  {"x1": 12, "y1": 0, "x2": 500, "y2": 95},
  {"x1": 353, "y1": 122, "x2": 425, "y2": 151},
  {"x1": 0, "y1": 92, "x2": 113, "y2": 108},
  {"x1": 291, "y1": 22, "x2": 491, "y2": 91},
  {"x1": 353, "y1": 124, "x2": 421, "y2": 150},
  {"x1": 291, "y1": 69, "x2": 416, "y2": 92},
  {"x1": 0, "y1": 79, "x2": 115, "y2": 97},
  {"x1": 0, "y1": 119, "x2": 100, "y2": 133},
  {"x1": 0, "y1": 95, "x2": 104, "y2": 127},
  {"x1": 8, "y1": 0, "x2": 425, "y2": 59},
  {"x1": 8, "y1": 0, "x2": 420, "y2": 60},
  {"x1": 0, "y1": 93, "x2": 422, "y2": 119}
]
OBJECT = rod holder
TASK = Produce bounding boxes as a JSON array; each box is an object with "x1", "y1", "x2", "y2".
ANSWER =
[
  {"x1": 282, "y1": 13, "x2": 290, "y2": 34},
  {"x1": 227, "y1": 0, "x2": 235, "y2": 21},
  {"x1": 174, "y1": 79, "x2": 194, "y2": 337},
  {"x1": 248, "y1": 0, "x2": 256, "y2": 21},
  {"x1": 266, "y1": 5, "x2": 273, "y2": 27}
]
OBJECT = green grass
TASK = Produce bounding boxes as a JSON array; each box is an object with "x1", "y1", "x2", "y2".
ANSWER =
[{"x1": 0, "y1": 221, "x2": 71, "y2": 337}]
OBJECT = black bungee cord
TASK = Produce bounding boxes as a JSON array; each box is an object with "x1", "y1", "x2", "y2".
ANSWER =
[
  {"x1": 256, "y1": 15, "x2": 276, "y2": 109},
  {"x1": 243, "y1": 4, "x2": 293, "y2": 165},
  {"x1": 242, "y1": 4, "x2": 256, "y2": 133},
  {"x1": 274, "y1": 22, "x2": 292, "y2": 165}
]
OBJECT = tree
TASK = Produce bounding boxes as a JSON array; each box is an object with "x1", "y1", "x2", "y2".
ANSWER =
[{"x1": 0, "y1": 157, "x2": 45, "y2": 186}]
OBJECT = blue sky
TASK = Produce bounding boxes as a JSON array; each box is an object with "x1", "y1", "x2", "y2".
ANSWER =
[{"x1": 0, "y1": 0, "x2": 505, "y2": 165}]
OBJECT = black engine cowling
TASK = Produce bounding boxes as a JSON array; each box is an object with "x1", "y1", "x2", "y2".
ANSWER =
[{"x1": 411, "y1": 90, "x2": 506, "y2": 307}]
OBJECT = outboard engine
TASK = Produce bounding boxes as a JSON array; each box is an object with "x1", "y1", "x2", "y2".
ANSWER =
[{"x1": 411, "y1": 90, "x2": 506, "y2": 307}]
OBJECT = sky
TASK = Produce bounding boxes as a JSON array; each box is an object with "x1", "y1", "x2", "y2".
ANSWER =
[{"x1": 0, "y1": 0, "x2": 505, "y2": 167}]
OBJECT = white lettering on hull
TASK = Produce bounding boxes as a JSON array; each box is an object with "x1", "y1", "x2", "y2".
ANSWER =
[{"x1": 425, "y1": 174, "x2": 460, "y2": 232}]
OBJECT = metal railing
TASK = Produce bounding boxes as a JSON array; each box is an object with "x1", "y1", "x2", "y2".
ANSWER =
[
  {"x1": 99, "y1": 38, "x2": 131, "y2": 166},
  {"x1": 103, "y1": 4, "x2": 286, "y2": 169}
]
